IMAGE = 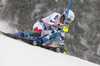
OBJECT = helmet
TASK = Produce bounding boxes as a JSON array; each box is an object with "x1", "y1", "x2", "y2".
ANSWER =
[{"x1": 62, "y1": 9, "x2": 75, "y2": 24}]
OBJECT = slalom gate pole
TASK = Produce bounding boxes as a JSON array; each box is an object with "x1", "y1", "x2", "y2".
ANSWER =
[{"x1": 49, "y1": 0, "x2": 71, "y2": 45}]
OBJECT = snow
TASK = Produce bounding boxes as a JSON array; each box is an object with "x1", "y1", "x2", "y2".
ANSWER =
[
  {"x1": 55, "y1": 0, "x2": 59, "y2": 2},
  {"x1": 0, "y1": 34, "x2": 99, "y2": 66},
  {"x1": 0, "y1": 21, "x2": 18, "y2": 33},
  {"x1": 80, "y1": 0, "x2": 84, "y2": 3}
]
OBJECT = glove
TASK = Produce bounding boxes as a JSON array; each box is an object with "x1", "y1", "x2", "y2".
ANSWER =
[{"x1": 58, "y1": 26, "x2": 69, "y2": 32}]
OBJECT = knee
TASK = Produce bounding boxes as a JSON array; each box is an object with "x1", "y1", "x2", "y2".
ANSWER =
[{"x1": 33, "y1": 27, "x2": 42, "y2": 34}]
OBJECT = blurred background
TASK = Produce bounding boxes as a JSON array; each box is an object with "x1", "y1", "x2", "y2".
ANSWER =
[{"x1": 0, "y1": 0, "x2": 100, "y2": 65}]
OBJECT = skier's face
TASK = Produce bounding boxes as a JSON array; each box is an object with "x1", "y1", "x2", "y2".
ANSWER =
[
  {"x1": 66, "y1": 22, "x2": 70, "y2": 25},
  {"x1": 62, "y1": 17, "x2": 70, "y2": 25}
]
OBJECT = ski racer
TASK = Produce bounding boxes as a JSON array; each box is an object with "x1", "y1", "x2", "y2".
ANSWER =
[{"x1": 12, "y1": 9, "x2": 75, "y2": 53}]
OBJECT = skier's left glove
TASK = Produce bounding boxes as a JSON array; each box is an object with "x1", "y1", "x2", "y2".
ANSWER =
[{"x1": 58, "y1": 26, "x2": 69, "y2": 32}]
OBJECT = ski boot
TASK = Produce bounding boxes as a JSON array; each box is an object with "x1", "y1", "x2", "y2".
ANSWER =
[
  {"x1": 56, "y1": 47, "x2": 61, "y2": 52},
  {"x1": 33, "y1": 37, "x2": 43, "y2": 46},
  {"x1": 60, "y1": 45, "x2": 67, "y2": 54}
]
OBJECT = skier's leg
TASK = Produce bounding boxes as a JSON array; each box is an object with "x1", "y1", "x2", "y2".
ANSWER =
[
  {"x1": 32, "y1": 22, "x2": 43, "y2": 37},
  {"x1": 59, "y1": 31, "x2": 67, "y2": 53},
  {"x1": 32, "y1": 22, "x2": 45, "y2": 45},
  {"x1": 33, "y1": 32, "x2": 62, "y2": 46},
  {"x1": 32, "y1": 23, "x2": 58, "y2": 45},
  {"x1": 32, "y1": 22, "x2": 60, "y2": 45}
]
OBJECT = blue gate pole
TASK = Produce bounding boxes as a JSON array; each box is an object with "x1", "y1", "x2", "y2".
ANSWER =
[{"x1": 49, "y1": 0, "x2": 71, "y2": 45}]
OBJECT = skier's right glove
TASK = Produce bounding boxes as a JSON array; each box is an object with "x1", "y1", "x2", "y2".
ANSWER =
[{"x1": 58, "y1": 26, "x2": 69, "y2": 32}]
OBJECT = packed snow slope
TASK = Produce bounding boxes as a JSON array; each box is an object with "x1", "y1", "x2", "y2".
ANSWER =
[{"x1": 0, "y1": 34, "x2": 99, "y2": 66}]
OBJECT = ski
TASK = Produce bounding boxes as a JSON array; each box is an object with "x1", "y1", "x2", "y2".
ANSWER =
[{"x1": 0, "y1": 31, "x2": 61, "y2": 53}]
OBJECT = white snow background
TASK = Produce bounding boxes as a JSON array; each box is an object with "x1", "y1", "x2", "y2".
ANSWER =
[{"x1": 0, "y1": 22, "x2": 100, "y2": 66}]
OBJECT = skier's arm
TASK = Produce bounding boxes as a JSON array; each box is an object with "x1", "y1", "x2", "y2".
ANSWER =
[{"x1": 38, "y1": 21, "x2": 57, "y2": 26}]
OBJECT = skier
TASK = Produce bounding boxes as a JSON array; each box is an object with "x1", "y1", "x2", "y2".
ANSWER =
[{"x1": 12, "y1": 9, "x2": 75, "y2": 53}]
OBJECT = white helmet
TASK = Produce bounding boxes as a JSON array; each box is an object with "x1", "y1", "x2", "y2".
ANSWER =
[{"x1": 62, "y1": 9, "x2": 75, "y2": 24}]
